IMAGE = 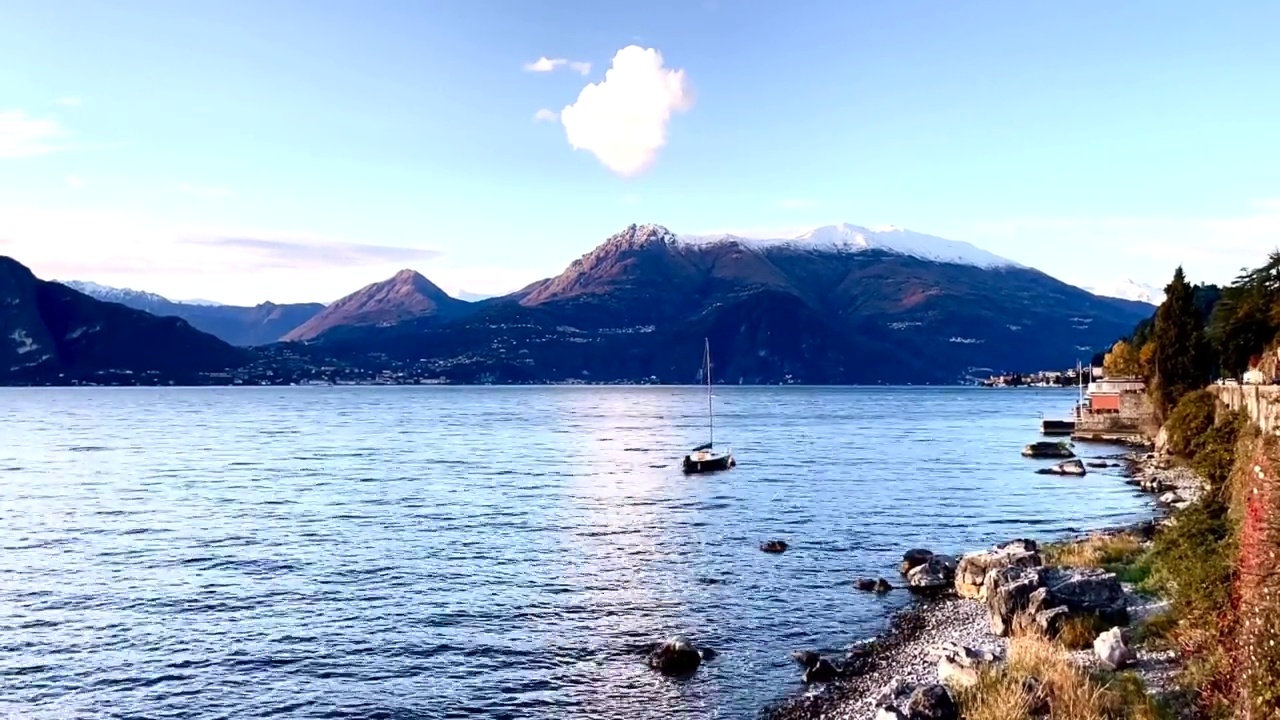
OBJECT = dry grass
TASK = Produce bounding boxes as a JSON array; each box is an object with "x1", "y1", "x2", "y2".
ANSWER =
[
  {"x1": 1043, "y1": 532, "x2": 1144, "y2": 569},
  {"x1": 959, "y1": 636, "x2": 1174, "y2": 720},
  {"x1": 1056, "y1": 615, "x2": 1109, "y2": 651}
]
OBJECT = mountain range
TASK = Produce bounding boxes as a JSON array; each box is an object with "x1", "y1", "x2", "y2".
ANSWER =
[
  {"x1": 3, "y1": 222, "x2": 1157, "y2": 385},
  {"x1": 59, "y1": 280, "x2": 324, "y2": 346}
]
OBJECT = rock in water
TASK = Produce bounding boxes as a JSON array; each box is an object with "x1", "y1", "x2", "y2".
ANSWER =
[
  {"x1": 875, "y1": 578, "x2": 894, "y2": 593},
  {"x1": 761, "y1": 540, "x2": 789, "y2": 553},
  {"x1": 1022, "y1": 441, "x2": 1075, "y2": 459},
  {"x1": 802, "y1": 658, "x2": 839, "y2": 684},
  {"x1": 856, "y1": 577, "x2": 879, "y2": 592},
  {"x1": 1094, "y1": 627, "x2": 1136, "y2": 670},
  {"x1": 648, "y1": 636, "x2": 702, "y2": 676},
  {"x1": 907, "y1": 555, "x2": 956, "y2": 594},
  {"x1": 906, "y1": 683, "x2": 959, "y2": 720},
  {"x1": 900, "y1": 548, "x2": 935, "y2": 574},
  {"x1": 791, "y1": 650, "x2": 820, "y2": 668},
  {"x1": 1036, "y1": 459, "x2": 1087, "y2": 476}
]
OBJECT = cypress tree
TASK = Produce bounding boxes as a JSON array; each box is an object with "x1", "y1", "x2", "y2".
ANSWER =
[{"x1": 1152, "y1": 267, "x2": 1212, "y2": 419}]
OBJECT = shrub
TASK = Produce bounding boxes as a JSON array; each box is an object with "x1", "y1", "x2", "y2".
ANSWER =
[{"x1": 1163, "y1": 389, "x2": 1217, "y2": 458}]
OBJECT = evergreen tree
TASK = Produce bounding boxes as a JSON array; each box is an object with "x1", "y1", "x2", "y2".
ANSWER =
[{"x1": 1152, "y1": 267, "x2": 1211, "y2": 418}]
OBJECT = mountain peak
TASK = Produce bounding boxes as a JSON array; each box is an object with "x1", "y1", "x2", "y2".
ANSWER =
[
  {"x1": 281, "y1": 268, "x2": 465, "y2": 342},
  {"x1": 391, "y1": 268, "x2": 426, "y2": 282}
]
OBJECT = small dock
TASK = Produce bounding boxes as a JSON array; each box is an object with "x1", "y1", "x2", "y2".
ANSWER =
[{"x1": 1040, "y1": 419, "x2": 1075, "y2": 436}]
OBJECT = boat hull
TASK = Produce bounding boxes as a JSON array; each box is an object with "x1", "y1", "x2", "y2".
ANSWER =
[{"x1": 682, "y1": 453, "x2": 735, "y2": 474}]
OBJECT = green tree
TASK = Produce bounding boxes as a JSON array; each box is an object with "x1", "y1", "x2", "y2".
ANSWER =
[{"x1": 1151, "y1": 267, "x2": 1211, "y2": 419}]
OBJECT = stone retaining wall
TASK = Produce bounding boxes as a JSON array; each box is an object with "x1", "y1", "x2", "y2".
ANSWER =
[{"x1": 1209, "y1": 385, "x2": 1280, "y2": 435}]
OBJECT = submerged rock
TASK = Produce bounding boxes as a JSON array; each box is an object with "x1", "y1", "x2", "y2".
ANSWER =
[
  {"x1": 648, "y1": 636, "x2": 703, "y2": 676},
  {"x1": 1036, "y1": 459, "x2": 1087, "y2": 476},
  {"x1": 761, "y1": 540, "x2": 789, "y2": 554},
  {"x1": 856, "y1": 577, "x2": 879, "y2": 592},
  {"x1": 875, "y1": 577, "x2": 894, "y2": 593}
]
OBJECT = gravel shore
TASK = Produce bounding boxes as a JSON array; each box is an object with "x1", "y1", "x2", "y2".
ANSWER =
[
  {"x1": 764, "y1": 449, "x2": 1193, "y2": 719},
  {"x1": 765, "y1": 597, "x2": 1004, "y2": 720}
]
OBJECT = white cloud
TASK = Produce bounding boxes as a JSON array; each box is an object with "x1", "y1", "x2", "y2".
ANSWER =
[
  {"x1": 533, "y1": 108, "x2": 559, "y2": 122},
  {"x1": 0, "y1": 110, "x2": 65, "y2": 158},
  {"x1": 559, "y1": 45, "x2": 693, "y2": 177},
  {"x1": 55, "y1": 97, "x2": 81, "y2": 107},
  {"x1": 65, "y1": 175, "x2": 86, "y2": 188},
  {"x1": 524, "y1": 57, "x2": 591, "y2": 75},
  {"x1": 178, "y1": 182, "x2": 233, "y2": 198}
]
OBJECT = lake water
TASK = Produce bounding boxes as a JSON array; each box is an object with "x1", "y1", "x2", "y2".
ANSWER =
[{"x1": 0, "y1": 386, "x2": 1151, "y2": 720}]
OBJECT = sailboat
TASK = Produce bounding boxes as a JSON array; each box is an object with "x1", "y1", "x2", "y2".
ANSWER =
[{"x1": 682, "y1": 339, "x2": 736, "y2": 474}]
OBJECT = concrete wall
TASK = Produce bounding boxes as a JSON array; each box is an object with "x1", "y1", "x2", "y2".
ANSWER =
[{"x1": 1209, "y1": 385, "x2": 1280, "y2": 435}]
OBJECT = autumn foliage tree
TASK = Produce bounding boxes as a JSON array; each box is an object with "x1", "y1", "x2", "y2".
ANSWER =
[{"x1": 1102, "y1": 340, "x2": 1141, "y2": 377}]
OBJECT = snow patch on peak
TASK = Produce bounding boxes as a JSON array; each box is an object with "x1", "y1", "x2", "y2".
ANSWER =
[
  {"x1": 677, "y1": 223, "x2": 1020, "y2": 269},
  {"x1": 59, "y1": 280, "x2": 172, "y2": 307},
  {"x1": 1087, "y1": 279, "x2": 1164, "y2": 306}
]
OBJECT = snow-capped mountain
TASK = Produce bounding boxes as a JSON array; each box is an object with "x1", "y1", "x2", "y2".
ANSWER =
[
  {"x1": 1087, "y1": 279, "x2": 1164, "y2": 306},
  {"x1": 679, "y1": 223, "x2": 1021, "y2": 269},
  {"x1": 59, "y1": 280, "x2": 173, "y2": 312}
]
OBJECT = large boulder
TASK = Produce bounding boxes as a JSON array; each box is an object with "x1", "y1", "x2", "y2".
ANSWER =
[
  {"x1": 984, "y1": 566, "x2": 1047, "y2": 636},
  {"x1": 907, "y1": 555, "x2": 957, "y2": 594},
  {"x1": 648, "y1": 636, "x2": 702, "y2": 676},
  {"x1": 955, "y1": 540, "x2": 1042, "y2": 599},
  {"x1": 1094, "y1": 627, "x2": 1135, "y2": 670},
  {"x1": 1023, "y1": 441, "x2": 1075, "y2": 459},
  {"x1": 984, "y1": 566, "x2": 1128, "y2": 637},
  {"x1": 900, "y1": 548, "x2": 935, "y2": 574},
  {"x1": 1036, "y1": 459, "x2": 1087, "y2": 476},
  {"x1": 929, "y1": 641, "x2": 1000, "y2": 689},
  {"x1": 1046, "y1": 567, "x2": 1128, "y2": 626},
  {"x1": 905, "y1": 683, "x2": 959, "y2": 720}
]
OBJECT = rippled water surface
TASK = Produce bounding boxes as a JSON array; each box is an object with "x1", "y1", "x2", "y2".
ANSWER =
[{"x1": 0, "y1": 386, "x2": 1150, "y2": 719}]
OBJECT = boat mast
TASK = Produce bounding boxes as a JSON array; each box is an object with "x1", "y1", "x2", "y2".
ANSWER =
[{"x1": 705, "y1": 338, "x2": 714, "y2": 447}]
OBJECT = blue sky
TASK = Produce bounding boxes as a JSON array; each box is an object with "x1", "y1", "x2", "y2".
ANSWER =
[{"x1": 1, "y1": 0, "x2": 1278, "y2": 304}]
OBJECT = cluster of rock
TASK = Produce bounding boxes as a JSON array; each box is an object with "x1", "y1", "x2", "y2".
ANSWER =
[
  {"x1": 900, "y1": 549, "x2": 958, "y2": 594},
  {"x1": 1023, "y1": 442, "x2": 1089, "y2": 476},
  {"x1": 1128, "y1": 452, "x2": 1206, "y2": 505},
  {"x1": 873, "y1": 680, "x2": 959, "y2": 720}
]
